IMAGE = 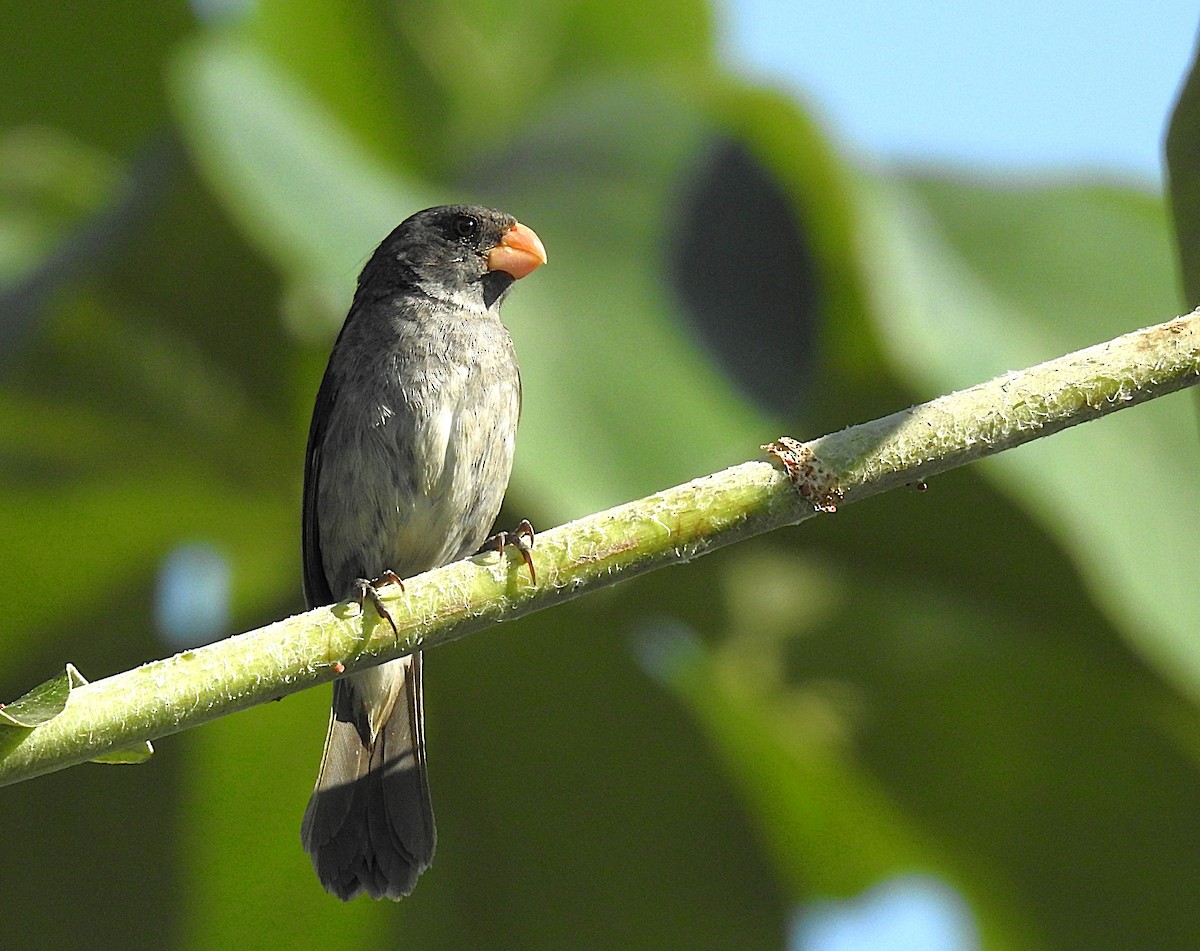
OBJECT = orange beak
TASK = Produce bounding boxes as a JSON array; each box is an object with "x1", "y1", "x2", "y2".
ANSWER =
[{"x1": 486, "y1": 221, "x2": 547, "y2": 280}]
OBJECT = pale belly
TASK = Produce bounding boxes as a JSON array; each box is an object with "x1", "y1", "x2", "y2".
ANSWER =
[{"x1": 315, "y1": 370, "x2": 519, "y2": 598}]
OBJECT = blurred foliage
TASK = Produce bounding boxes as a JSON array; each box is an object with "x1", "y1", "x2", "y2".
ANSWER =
[{"x1": 2, "y1": 4, "x2": 1200, "y2": 950}]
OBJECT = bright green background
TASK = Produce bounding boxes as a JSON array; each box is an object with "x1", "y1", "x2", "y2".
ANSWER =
[{"x1": 3, "y1": 4, "x2": 1200, "y2": 949}]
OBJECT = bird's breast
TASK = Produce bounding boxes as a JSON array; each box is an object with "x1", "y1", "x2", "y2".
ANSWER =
[{"x1": 315, "y1": 318, "x2": 520, "y2": 595}]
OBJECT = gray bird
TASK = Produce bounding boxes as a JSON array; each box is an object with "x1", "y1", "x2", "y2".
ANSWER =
[{"x1": 299, "y1": 204, "x2": 546, "y2": 901}]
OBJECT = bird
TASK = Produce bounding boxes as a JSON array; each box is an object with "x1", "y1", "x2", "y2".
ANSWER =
[{"x1": 299, "y1": 204, "x2": 546, "y2": 900}]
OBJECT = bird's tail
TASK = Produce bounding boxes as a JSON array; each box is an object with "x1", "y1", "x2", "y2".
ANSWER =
[{"x1": 300, "y1": 653, "x2": 436, "y2": 900}]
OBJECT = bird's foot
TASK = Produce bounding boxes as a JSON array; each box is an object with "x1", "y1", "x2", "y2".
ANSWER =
[
  {"x1": 478, "y1": 519, "x2": 536, "y2": 584},
  {"x1": 353, "y1": 570, "x2": 404, "y2": 636}
]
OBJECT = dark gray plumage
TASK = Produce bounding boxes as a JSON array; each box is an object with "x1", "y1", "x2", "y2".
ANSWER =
[{"x1": 300, "y1": 204, "x2": 546, "y2": 901}]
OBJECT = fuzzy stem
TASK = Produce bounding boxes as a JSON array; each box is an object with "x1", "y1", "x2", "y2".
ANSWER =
[{"x1": 1, "y1": 309, "x2": 1198, "y2": 786}]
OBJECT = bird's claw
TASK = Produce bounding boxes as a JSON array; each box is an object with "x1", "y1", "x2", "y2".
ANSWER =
[
  {"x1": 479, "y1": 518, "x2": 536, "y2": 584},
  {"x1": 354, "y1": 570, "x2": 404, "y2": 636}
]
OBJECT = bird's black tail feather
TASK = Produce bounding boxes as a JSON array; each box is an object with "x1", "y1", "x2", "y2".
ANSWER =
[{"x1": 300, "y1": 653, "x2": 435, "y2": 901}]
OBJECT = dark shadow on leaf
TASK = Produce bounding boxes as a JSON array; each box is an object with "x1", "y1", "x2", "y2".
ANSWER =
[{"x1": 667, "y1": 136, "x2": 822, "y2": 417}]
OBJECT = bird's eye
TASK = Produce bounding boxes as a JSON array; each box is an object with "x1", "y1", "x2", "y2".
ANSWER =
[{"x1": 452, "y1": 215, "x2": 480, "y2": 240}]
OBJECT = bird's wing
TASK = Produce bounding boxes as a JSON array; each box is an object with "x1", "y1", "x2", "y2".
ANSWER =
[{"x1": 302, "y1": 359, "x2": 338, "y2": 609}]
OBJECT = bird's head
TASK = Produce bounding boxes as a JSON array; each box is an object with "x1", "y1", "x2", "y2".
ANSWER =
[{"x1": 361, "y1": 204, "x2": 547, "y2": 310}]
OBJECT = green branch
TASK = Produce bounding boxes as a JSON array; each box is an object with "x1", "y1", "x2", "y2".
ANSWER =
[{"x1": 2, "y1": 309, "x2": 1199, "y2": 786}]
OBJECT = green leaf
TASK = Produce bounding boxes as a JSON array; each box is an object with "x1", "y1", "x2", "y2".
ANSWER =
[
  {"x1": 650, "y1": 624, "x2": 1042, "y2": 950},
  {"x1": 650, "y1": 531, "x2": 1200, "y2": 948},
  {"x1": 0, "y1": 127, "x2": 121, "y2": 289},
  {"x1": 170, "y1": 34, "x2": 434, "y2": 340},
  {"x1": 0, "y1": 5, "x2": 191, "y2": 154},
  {"x1": 0, "y1": 663, "x2": 152, "y2": 761},
  {"x1": 247, "y1": 0, "x2": 420, "y2": 165},
  {"x1": 90, "y1": 741, "x2": 154, "y2": 765},
  {"x1": 0, "y1": 283, "x2": 297, "y2": 640},
  {"x1": 244, "y1": 0, "x2": 715, "y2": 173},
  {"x1": 859, "y1": 171, "x2": 1200, "y2": 699},
  {"x1": 0, "y1": 663, "x2": 86, "y2": 728},
  {"x1": 1166, "y1": 33, "x2": 1200, "y2": 305}
]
